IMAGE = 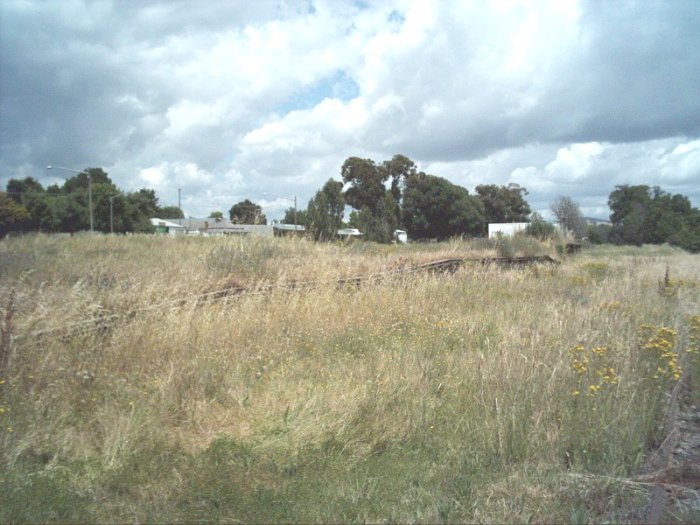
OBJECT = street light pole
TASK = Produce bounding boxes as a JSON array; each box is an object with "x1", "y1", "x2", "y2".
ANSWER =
[
  {"x1": 109, "y1": 195, "x2": 116, "y2": 234},
  {"x1": 88, "y1": 174, "x2": 93, "y2": 232},
  {"x1": 263, "y1": 192, "x2": 298, "y2": 231},
  {"x1": 47, "y1": 165, "x2": 94, "y2": 233}
]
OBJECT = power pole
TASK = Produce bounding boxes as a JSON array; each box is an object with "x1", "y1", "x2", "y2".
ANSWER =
[
  {"x1": 109, "y1": 196, "x2": 115, "y2": 234},
  {"x1": 178, "y1": 188, "x2": 181, "y2": 211},
  {"x1": 88, "y1": 173, "x2": 93, "y2": 232}
]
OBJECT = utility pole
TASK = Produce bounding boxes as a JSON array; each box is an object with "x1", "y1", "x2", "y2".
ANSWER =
[
  {"x1": 294, "y1": 195, "x2": 297, "y2": 231},
  {"x1": 178, "y1": 188, "x2": 181, "y2": 211},
  {"x1": 88, "y1": 174, "x2": 93, "y2": 232},
  {"x1": 109, "y1": 195, "x2": 116, "y2": 234},
  {"x1": 109, "y1": 197, "x2": 114, "y2": 234}
]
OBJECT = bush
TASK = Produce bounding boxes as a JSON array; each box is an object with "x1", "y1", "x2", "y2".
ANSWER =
[{"x1": 525, "y1": 213, "x2": 556, "y2": 240}]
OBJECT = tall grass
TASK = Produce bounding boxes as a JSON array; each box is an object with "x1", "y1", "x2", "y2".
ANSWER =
[{"x1": 1, "y1": 234, "x2": 698, "y2": 523}]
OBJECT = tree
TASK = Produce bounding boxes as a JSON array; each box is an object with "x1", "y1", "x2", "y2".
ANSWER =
[
  {"x1": 402, "y1": 172, "x2": 484, "y2": 240},
  {"x1": 62, "y1": 167, "x2": 112, "y2": 193},
  {"x1": 6, "y1": 177, "x2": 49, "y2": 231},
  {"x1": 607, "y1": 184, "x2": 700, "y2": 252},
  {"x1": 5, "y1": 170, "x2": 165, "y2": 234},
  {"x1": 208, "y1": 211, "x2": 224, "y2": 221},
  {"x1": 55, "y1": 167, "x2": 121, "y2": 232},
  {"x1": 608, "y1": 185, "x2": 651, "y2": 246},
  {"x1": 121, "y1": 189, "x2": 159, "y2": 233},
  {"x1": 229, "y1": 199, "x2": 266, "y2": 224},
  {"x1": 159, "y1": 206, "x2": 184, "y2": 219},
  {"x1": 341, "y1": 155, "x2": 419, "y2": 242},
  {"x1": 0, "y1": 192, "x2": 31, "y2": 238},
  {"x1": 475, "y1": 184, "x2": 531, "y2": 229},
  {"x1": 381, "y1": 154, "x2": 417, "y2": 204},
  {"x1": 550, "y1": 196, "x2": 584, "y2": 239},
  {"x1": 6, "y1": 177, "x2": 44, "y2": 204},
  {"x1": 306, "y1": 179, "x2": 345, "y2": 240},
  {"x1": 22, "y1": 192, "x2": 55, "y2": 231},
  {"x1": 585, "y1": 223, "x2": 613, "y2": 244},
  {"x1": 349, "y1": 191, "x2": 400, "y2": 243},
  {"x1": 282, "y1": 207, "x2": 308, "y2": 226},
  {"x1": 525, "y1": 212, "x2": 556, "y2": 240},
  {"x1": 341, "y1": 157, "x2": 386, "y2": 212}
]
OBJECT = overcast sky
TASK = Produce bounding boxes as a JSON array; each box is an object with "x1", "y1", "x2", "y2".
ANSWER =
[{"x1": 1, "y1": 0, "x2": 699, "y2": 220}]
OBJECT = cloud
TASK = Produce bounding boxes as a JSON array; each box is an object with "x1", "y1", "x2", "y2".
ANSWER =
[{"x1": 1, "y1": 0, "x2": 699, "y2": 221}]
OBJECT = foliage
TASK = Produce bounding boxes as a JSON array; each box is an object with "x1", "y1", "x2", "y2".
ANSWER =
[
  {"x1": 347, "y1": 193, "x2": 398, "y2": 243},
  {"x1": 1, "y1": 237, "x2": 696, "y2": 523},
  {"x1": 402, "y1": 172, "x2": 484, "y2": 240},
  {"x1": 525, "y1": 212, "x2": 556, "y2": 240},
  {"x1": 475, "y1": 183, "x2": 531, "y2": 227},
  {"x1": 61, "y1": 167, "x2": 111, "y2": 193},
  {"x1": 122, "y1": 189, "x2": 159, "y2": 233},
  {"x1": 381, "y1": 154, "x2": 417, "y2": 204},
  {"x1": 6, "y1": 177, "x2": 44, "y2": 204},
  {"x1": 208, "y1": 211, "x2": 224, "y2": 221},
  {"x1": 0, "y1": 192, "x2": 31, "y2": 238},
  {"x1": 159, "y1": 206, "x2": 184, "y2": 219},
  {"x1": 341, "y1": 157, "x2": 386, "y2": 212},
  {"x1": 229, "y1": 199, "x2": 266, "y2": 225},
  {"x1": 282, "y1": 206, "x2": 308, "y2": 227},
  {"x1": 341, "y1": 156, "x2": 407, "y2": 242},
  {"x1": 550, "y1": 196, "x2": 584, "y2": 239},
  {"x1": 608, "y1": 184, "x2": 700, "y2": 252},
  {"x1": 585, "y1": 223, "x2": 613, "y2": 244},
  {"x1": 4, "y1": 171, "x2": 160, "y2": 234},
  {"x1": 306, "y1": 179, "x2": 345, "y2": 241}
]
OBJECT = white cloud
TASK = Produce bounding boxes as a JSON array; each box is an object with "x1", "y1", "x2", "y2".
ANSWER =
[{"x1": 1, "y1": 0, "x2": 699, "y2": 222}]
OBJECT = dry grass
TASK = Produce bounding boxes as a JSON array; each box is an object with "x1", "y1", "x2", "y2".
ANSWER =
[{"x1": 1, "y1": 234, "x2": 698, "y2": 523}]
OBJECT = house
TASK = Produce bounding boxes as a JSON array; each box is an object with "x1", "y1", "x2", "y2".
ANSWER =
[
  {"x1": 273, "y1": 223, "x2": 306, "y2": 237},
  {"x1": 168, "y1": 218, "x2": 274, "y2": 237},
  {"x1": 583, "y1": 217, "x2": 612, "y2": 226},
  {"x1": 488, "y1": 223, "x2": 529, "y2": 238},
  {"x1": 150, "y1": 218, "x2": 186, "y2": 237},
  {"x1": 207, "y1": 222, "x2": 273, "y2": 237}
]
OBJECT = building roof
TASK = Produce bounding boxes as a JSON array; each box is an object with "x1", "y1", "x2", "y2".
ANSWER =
[
  {"x1": 150, "y1": 218, "x2": 186, "y2": 229},
  {"x1": 169, "y1": 218, "x2": 273, "y2": 234},
  {"x1": 273, "y1": 223, "x2": 306, "y2": 232},
  {"x1": 337, "y1": 228, "x2": 363, "y2": 237}
]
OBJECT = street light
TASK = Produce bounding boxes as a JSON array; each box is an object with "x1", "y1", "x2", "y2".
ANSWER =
[
  {"x1": 109, "y1": 195, "x2": 117, "y2": 234},
  {"x1": 262, "y1": 192, "x2": 298, "y2": 231},
  {"x1": 47, "y1": 165, "x2": 94, "y2": 233}
]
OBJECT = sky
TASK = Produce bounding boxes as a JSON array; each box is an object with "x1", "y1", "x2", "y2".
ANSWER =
[{"x1": 1, "y1": 0, "x2": 699, "y2": 221}]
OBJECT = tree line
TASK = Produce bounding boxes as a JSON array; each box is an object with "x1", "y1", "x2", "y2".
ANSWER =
[
  {"x1": 277, "y1": 154, "x2": 531, "y2": 242},
  {"x1": 0, "y1": 168, "x2": 183, "y2": 237},
  {"x1": 603, "y1": 185, "x2": 700, "y2": 252},
  {"x1": 2, "y1": 157, "x2": 698, "y2": 253},
  {"x1": 273, "y1": 155, "x2": 699, "y2": 253}
]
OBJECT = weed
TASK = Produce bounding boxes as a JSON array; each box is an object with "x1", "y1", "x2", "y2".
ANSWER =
[{"x1": 0, "y1": 235, "x2": 697, "y2": 522}]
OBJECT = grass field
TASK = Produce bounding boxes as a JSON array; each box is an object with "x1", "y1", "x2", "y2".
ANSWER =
[{"x1": 1, "y1": 234, "x2": 698, "y2": 523}]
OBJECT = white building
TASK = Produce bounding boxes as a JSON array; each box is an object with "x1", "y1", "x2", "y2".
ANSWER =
[
  {"x1": 488, "y1": 223, "x2": 529, "y2": 238},
  {"x1": 150, "y1": 218, "x2": 186, "y2": 237},
  {"x1": 394, "y1": 229, "x2": 408, "y2": 243}
]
